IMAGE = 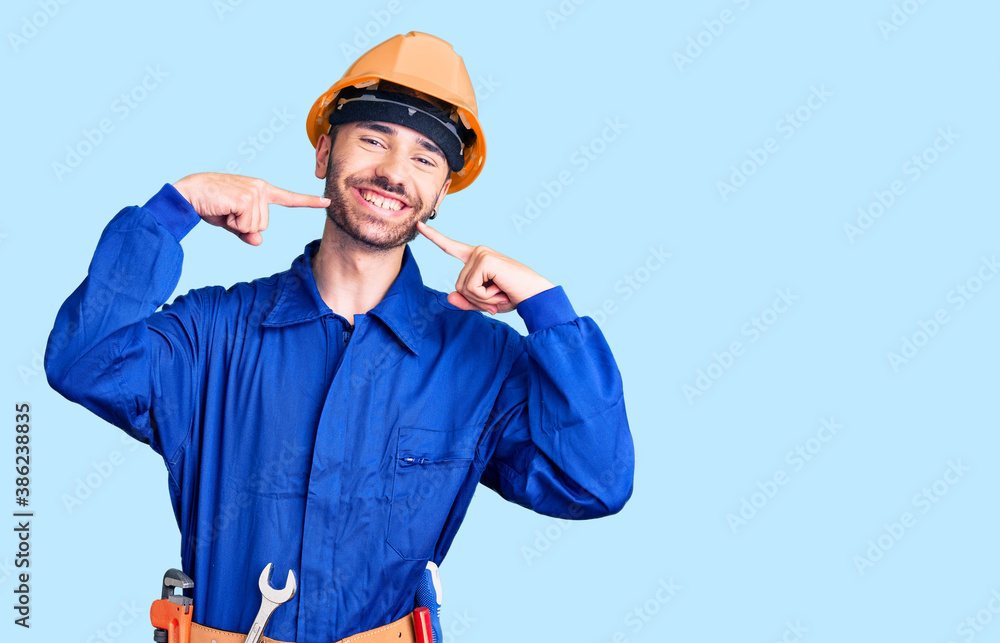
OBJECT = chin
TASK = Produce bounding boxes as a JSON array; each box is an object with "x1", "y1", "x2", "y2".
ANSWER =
[{"x1": 332, "y1": 211, "x2": 419, "y2": 251}]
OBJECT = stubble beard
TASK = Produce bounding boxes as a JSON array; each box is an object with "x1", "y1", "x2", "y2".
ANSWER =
[{"x1": 323, "y1": 156, "x2": 431, "y2": 252}]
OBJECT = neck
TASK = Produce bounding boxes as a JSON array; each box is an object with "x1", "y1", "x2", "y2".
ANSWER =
[{"x1": 310, "y1": 218, "x2": 405, "y2": 322}]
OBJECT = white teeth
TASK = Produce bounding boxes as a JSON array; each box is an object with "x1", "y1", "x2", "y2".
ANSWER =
[{"x1": 361, "y1": 190, "x2": 403, "y2": 211}]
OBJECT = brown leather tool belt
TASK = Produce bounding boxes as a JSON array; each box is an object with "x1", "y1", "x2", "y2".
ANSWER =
[{"x1": 187, "y1": 608, "x2": 431, "y2": 643}]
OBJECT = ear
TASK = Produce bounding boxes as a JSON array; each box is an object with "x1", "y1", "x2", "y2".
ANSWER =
[{"x1": 315, "y1": 133, "x2": 331, "y2": 179}]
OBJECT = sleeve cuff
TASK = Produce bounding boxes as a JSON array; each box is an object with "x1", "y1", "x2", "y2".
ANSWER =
[
  {"x1": 516, "y1": 285, "x2": 578, "y2": 333},
  {"x1": 142, "y1": 183, "x2": 200, "y2": 242}
]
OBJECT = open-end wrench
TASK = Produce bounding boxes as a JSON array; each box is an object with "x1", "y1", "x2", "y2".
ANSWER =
[{"x1": 245, "y1": 563, "x2": 297, "y2": 643}]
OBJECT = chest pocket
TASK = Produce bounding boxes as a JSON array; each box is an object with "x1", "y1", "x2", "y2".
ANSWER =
[{"x1": 386, "y1": 425, "x2": 480, "y2": 561}]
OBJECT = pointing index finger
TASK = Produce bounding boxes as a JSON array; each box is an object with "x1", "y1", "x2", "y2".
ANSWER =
[
  {"x1": 417, "y1": 220, "x2": 472, "y2": 263},
  {"x1": 266, "y1": 184, "x2": 331, "y2": 209}
]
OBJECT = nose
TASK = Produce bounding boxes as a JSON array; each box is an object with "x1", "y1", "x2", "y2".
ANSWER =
[{"x1": 373, "y1": 146, "x2": 410, "y2": 188}]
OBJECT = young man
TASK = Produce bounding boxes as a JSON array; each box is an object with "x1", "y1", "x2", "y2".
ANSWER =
[{"x1": 46, "y1": 32, "x2": 634, "y2": 643}]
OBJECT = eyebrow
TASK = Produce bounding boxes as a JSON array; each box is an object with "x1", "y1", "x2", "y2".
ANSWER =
[
  {"x1": 357, "y1": 121, "x2": 395, "y2": 136},
  {"x1": 355, "y1": 121, "x2": 446, "y2": 163}
]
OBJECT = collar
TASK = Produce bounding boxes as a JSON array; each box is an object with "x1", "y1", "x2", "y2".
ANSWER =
[{"x1": 262, "y1": 240, "x2": 426, "y2": 355}]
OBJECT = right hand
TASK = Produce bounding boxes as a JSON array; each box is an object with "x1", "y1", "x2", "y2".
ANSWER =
[{"x1": 173, "y1": 172, "x2": 330, "y2": 246}]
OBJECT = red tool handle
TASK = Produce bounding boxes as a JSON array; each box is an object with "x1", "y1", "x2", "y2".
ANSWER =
[
  {"x1": 412, "y1": 606, "x2": 432, "y2": 643},
  {"x1": 151, "y1": 598, "x2": 194, "y2": 643}
]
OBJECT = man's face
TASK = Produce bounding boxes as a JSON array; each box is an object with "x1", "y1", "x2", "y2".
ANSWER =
[{"x1": 316, "y1": 120, "x2": 452, "y2": 251}]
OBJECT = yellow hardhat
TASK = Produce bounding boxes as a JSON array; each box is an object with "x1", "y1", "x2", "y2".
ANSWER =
[{"x1": 307, "y1": 31, "x2": 485, "y2": 193}]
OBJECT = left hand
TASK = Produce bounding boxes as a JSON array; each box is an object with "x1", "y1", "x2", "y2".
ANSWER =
[{"x1": 417, "y1": 221, "x2": 555, "y2": 314}]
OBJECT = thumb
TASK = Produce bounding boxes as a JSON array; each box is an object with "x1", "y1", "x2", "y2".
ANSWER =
[{"x1": 238, "y1": 231, "x2": 263, "y2": 246}]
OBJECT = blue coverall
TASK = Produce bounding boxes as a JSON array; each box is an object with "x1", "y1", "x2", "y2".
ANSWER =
[{"x1": 45, "y1": 183, "x2": 635, "y2": 642}]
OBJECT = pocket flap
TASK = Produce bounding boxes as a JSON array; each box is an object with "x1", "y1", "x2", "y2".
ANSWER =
[{"x1": 397, "y1": 425, "x2": 480, "y2": 461}]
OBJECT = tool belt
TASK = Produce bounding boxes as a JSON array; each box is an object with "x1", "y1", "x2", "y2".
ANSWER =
[
  {"x1": 186, "y1": 610, "x2": 430, "y2": 643},
  {"x1": 150, "y1": 568, "x2": 433, "y2": 643}
]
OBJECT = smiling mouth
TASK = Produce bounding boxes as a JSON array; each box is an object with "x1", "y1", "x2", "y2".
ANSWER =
[{"x1": 356, "y1": 187, "x2": 407, "y2": 212}]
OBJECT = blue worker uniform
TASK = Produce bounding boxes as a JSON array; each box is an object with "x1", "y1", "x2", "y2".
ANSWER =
[{"x1": 45, "y1": 184, "x2": 634, "y2": 642}]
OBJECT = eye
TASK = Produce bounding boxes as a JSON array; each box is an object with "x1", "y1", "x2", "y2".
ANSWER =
[
  {"x1": 361, "y1": 137, "x2": 385, "y2": 148},
  {"x1": 414, "y1": 156, "x2": 435, "y2": 167}
]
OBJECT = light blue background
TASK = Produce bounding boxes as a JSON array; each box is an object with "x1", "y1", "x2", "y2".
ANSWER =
[{"x1": 3, "y1": 1, "x2": 999, "y2": 641}]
